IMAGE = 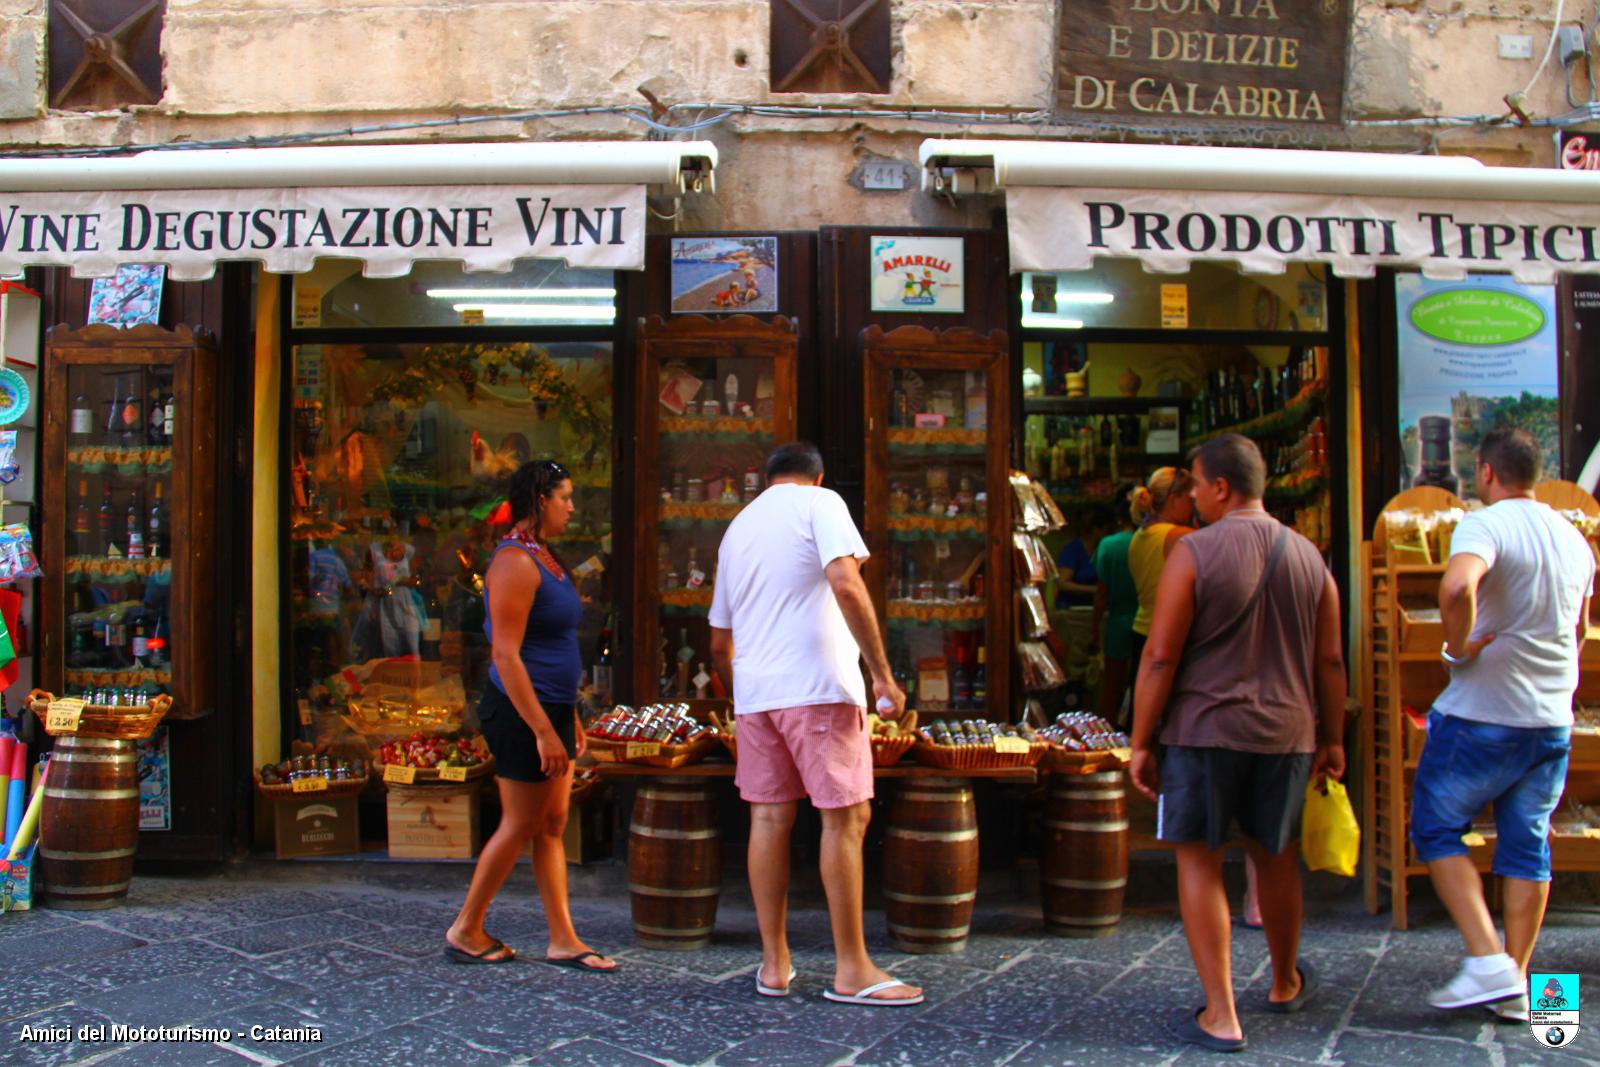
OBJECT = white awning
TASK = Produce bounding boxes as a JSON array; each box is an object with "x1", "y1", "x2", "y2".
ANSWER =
[
  {"x1": 919, "y1": 139, "x2": 1600, "y2": 282},
  {"x1": 0, "y1": 140, "x2": 717, "y2": 280}
]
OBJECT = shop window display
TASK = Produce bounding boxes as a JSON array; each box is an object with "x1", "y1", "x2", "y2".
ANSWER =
[{"x1": 288, "y1": 338, "x2": 614, "y2": 755}]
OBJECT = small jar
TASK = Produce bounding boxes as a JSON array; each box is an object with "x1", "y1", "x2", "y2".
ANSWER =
[
  {"x1": 915, "y1": 579, "x2": 936, "y2": 601},
  {"x1": 686, "y1": 477, "x2": 705, "y2": 502},
  {"x1": 701, "y1": 399, "x2": 721, "y2": 418},
  {"x1": 889, "y1": 483, "x2": 910, "y2": 516}
]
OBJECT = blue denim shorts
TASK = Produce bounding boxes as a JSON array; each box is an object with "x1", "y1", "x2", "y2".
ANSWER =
[{"x1": 1410, "y1": 709, "x2": 1571, "y2": 882}]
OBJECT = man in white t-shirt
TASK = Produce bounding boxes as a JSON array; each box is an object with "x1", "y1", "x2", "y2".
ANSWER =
[
  {"x1": 709, "y1": 441, "x2": 922, "y2": 1008},
  {"x1": 1411, "y1": 428, "x2": 1595, "y2": 1022}
]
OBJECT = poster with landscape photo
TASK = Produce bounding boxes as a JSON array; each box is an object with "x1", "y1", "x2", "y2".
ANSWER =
[
  {"x1": 670, "y1": 237, "x2": 778, "y2": 314},
  {"x1": 1396, "y1": 274, "x2": 1560, "y2": 501}
]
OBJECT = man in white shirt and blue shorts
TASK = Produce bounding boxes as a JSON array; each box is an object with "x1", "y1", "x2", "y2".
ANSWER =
[
  {"x1": 1411, "y1": 428, "x2": 1595, "y2": 1022},
  {"x1": 709, "y1": 441, "x2": 923, "y2": 1008}
]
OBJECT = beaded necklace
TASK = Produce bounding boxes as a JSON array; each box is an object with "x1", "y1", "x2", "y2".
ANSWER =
[{"x1": 506, "y1": 525, "x2": 567, "y2": 582}]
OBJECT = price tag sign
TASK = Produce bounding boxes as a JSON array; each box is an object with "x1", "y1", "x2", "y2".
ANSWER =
[
  {"x1": 438, "y1": 765, "x2": 468, "y2": 783},
  {"x1": 383, "y1": 764, "x2": 417, "y2": 785},
  {"x1": 292, "y1": 776, "x2": 329, "y2": 793},
  {"x1": 626, "y1": 741, "x2": 661, "y2": 760},
  {"x1": 934, "y1": 540, "x2": 952, "y2": 561},
  {"x1": 46, "y1": 698, "x2": 86, "y2": 733},
  {"x1": 994, "y1": 736, "x2": 1031, "y2": 754},
  {"x1": 1461, "y1": 831, "x2": 1487, "y2": 847}
]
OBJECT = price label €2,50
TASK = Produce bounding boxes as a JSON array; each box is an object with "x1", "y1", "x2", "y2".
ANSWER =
[{"x1": 46, "y1": 698, "x2": 86, "y2": 733}]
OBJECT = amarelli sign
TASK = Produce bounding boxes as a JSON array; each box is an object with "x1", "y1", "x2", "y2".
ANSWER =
[
  {"x1": 1058, "y1": 0, "x2": 1350, "y2": 126},
  {"x1": 1007, "y1": 186, "x2": 1600, "y2": 281},
  {"x1": 0, "y1": 184, "x2": 646, "y2": 280}
]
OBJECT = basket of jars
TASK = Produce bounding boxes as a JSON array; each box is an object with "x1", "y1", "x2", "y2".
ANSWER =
[
  {"x1": 375, "y1": 733, "x2": 494, "y2": 786},
  {"x1": 1038, "y1": 713, "x2": 1132, "y2": 775},
  {"x1": 912, "y1": 719, "x2": 1050, "y2": 770},
  {"x1": 585, "y1": 704, "x2": 720, "y2": 768},
  {"x1": 29, "y1": 689, "x2": 172, "y2": 741},
  {"x1": 255, "y1": 754, "x2": 370, "y2": 798}
]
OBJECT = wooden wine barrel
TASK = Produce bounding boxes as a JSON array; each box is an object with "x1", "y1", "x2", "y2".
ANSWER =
[
  {"x1": 884, "y1": 777, "x2": 978, "y2": 954},
  {"x1": 628, "y1": 778, "x2": 720, "y2": 950},
  {"x1": 39, "y1": 736, "x2": 141, "y2": 910},
  {"x1": 1040, "y1": 769, "x2": 1129, "y2": 937}
]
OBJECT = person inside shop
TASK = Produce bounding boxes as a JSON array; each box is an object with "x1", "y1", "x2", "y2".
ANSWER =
[
  {"x1": 1129, "y1": 434, "x2": 1346, "y2": 1053},
  {"x1": 445, "y1": 459, "x2": 617, "y2": 971},
  {"x1": 1054, "y1": 503, "x2": 1116, "y2": 704},
  {"x1": 1410, "y1": 428, "x2": 1593, "y2": 1022},
  {"x1": 708, "y1": 441, "x2": 922, "y2": 1007},
  {"x1": 1127, "y1": 466, "x2": 1197, "y2": 706},
  {"x1": 1089, "y1": 484, "x2": 1139, "y2": 728}
]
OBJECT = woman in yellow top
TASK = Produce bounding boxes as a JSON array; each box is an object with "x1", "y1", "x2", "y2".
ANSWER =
[{"x1": 1126, "y1": 466, "x2": 1196, "y2": 706}]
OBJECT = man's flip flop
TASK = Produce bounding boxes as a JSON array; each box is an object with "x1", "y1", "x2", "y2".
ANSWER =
[
  {"x1": 544, "y1": 951, "x2": 616, "y2": 973},
  {"x1": 822, "y1": 979, "x2": 925, "y2": 1007},
  {"x1": 756, "y1": 965, "x2": 798, "y2": 998},
  {"x1": 1166, "y1": 1008, "x2": 1246, "y2": 1053},
  {"x1": 443, "y1": 938, "x2": 516, "y2": 964},
  {"x1": 1264, "y1": 960, "x2": 1320, "y2": 1014}
]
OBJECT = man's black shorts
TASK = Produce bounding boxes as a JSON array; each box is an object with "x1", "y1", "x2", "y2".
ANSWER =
[{"x1": 1156, "y1": 745, "x2": 1313, "y2": 853}]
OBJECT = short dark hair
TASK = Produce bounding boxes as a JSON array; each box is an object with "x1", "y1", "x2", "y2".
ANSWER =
[
  {"x1": 1190, "y1": 433, "x2": 1266, "y2": 500},
  {"x1": 1479, "y1": 426, "x2": 1541, "y2": 488},
  {"x1": 766, "y1": 440, "x2": 824, "y2": 480}
]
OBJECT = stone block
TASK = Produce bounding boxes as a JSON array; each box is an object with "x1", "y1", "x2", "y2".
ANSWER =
[
  {"x1": 0, "y1": 14, "x2": 43, "y2": 119},
  {"x1": 896, "y1": 1, "x2": 1055, "y2": 107}
]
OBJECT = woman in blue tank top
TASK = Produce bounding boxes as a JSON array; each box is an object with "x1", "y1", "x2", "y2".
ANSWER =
[{"x1": 446, "y1": 460, "x2": 615, "y2": 971}]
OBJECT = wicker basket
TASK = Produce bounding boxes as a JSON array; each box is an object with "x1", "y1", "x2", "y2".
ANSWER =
[
  {"x1": 718, "y1": 733, "x2": 739, "y2": 762},
  {"x1": 376, "y1": 757, "x2": 496, "y2": 786},
  {"x1": 1041, "y1": 746, "x2": 1131, "y2": 776},
  {"x1": 871, "y1": 736, "x2": 917, "y2": 766},
  {"x1": 570, "y1": 771, "x2": 607, "y2": 805},
  {"x1": 911, "y1": 739, "x2": 1050, "y2": 770},
  {"x1": 29, "y1": 689, "x2": 172, "y2": 740},
  {"x1": 254, "y1": 770, "x2": 370, "y2": 799},
  {"x1": 587, "y1": 734, "x2": 721, "y2": 769}
]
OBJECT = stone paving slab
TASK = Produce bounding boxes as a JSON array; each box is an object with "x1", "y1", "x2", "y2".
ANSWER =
[{"x1": 1, "y1": 859, "x2": 1599, "y2": 1066}]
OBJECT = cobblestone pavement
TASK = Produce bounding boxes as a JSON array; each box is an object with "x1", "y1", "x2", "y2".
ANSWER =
[{"x1": 2, "y1": 858, "x2": 1597, "y2": 1066}]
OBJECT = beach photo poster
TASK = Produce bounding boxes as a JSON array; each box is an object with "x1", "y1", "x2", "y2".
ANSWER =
[
  {"x1": 670, "y1": 237, "x2": 779, "y2": 313},
  {"x1": 1396, "y1": 273, "x2": 1559, "y2": 500},
  {"x1": 870, "y1": 236, "x2": 964, "y2": 313},
  {"x1": 88, "y1": 263, "x2": 166, "y2": 328}
]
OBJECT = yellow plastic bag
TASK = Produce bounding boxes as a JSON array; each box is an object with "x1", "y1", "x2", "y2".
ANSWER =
[{"x1": 1302, "y1": 777, "x2": 1360, "y2": 877}]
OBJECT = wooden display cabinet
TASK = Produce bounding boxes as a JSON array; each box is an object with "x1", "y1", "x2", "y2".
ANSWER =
[
  {"x1": 631, "y1": 315, "x2": 798, "y2": 704},
  {"x1": 41, "y1": 324, "x2": 218, "y2": 720},
  {"x1": 1362, "y1": 483, "x2": 1600, "y2": 929},
  {"x1": 863, "y1": 325, "x2": 1011, "y2": 721}
]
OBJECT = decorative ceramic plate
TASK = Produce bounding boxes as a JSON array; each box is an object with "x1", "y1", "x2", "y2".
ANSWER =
[{"x1": 0, "y1": 368, "x2": 29, "y2": 425}]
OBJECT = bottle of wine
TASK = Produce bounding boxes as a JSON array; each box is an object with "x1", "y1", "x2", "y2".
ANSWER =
[
  {"x1": 118, "y1": 394, "x2": 141, "y2": 447},
  {"x1": 98, "y1": 486, "x2": 115, "y2": 556},
  {"x1": 71, "y1": 394, "x2": 94, "y2": 438},
  {"x1": 147, "y1": 482, "x2": 165, "y2": 559},
  {"x1": 594, "y1": 612, "x2": 615, "y2": 705},
  {"x1": 125, "y1": 493, "x2": 146, "y2": 560},
  {"x1": 72, "y1": 479, "x2": 92, "y2": 543}
]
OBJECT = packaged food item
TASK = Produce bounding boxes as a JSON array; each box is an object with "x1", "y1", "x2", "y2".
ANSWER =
[
  {"x1": 0, "y1": 523, "x2": 42, "y2": 582},
  {"x1": 1383, "y1": 508, "x2": 1432, "y2": 564}
]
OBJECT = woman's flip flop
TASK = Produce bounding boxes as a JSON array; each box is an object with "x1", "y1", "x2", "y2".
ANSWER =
[
  {"x1": 544, "y1": 950, "x2": 617, "y2": 973},
  {"x1": 443, "y1": 938, "x2": 516, "y2": 964},
  {"x1": 757, "y1": 965, "x2": 798, "y2": 998},
  {"x1": 822, "y1": 979, "x2": 925, "y2": 1007}
]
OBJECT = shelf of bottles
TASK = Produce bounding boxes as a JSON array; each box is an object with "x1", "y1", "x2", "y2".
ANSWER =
[
  {"x1": 1021, "y1": 410, "x2": 1162, "y2": 507},
  {"x1": 651, "y1": 363, "x2": 777, "y2": 700},
  {"x1": 1191, "y1": 346, "x2": 1333, "y2": 554},
  {"x1": 60, "y1": 371, "x2": 177, "y2": 705},
  {"x1": 882, "y1": 366, "x2": 992, "y2": 717}
]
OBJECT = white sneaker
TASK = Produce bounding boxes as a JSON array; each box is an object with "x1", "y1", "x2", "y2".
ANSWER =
[
  {"x1": 1428, "y1": 959, "x2": 1525, "y2": 1009},
  {"x1": 1486, "y1": 994, "x2": 1530, "y2": 1022}
]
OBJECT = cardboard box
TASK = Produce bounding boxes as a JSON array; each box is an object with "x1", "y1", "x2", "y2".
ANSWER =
[
  {"x1": 272, "y1": 794, "x2": 360, "y2": 859},
  {"x1": 387, "y1": 784, "x2": 481, "y2": 859}
]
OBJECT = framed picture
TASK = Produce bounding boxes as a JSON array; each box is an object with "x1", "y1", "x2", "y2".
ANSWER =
[
  {"x1": 670, "y1": 237, "x2": 779, "y2": 313},
  {"x1": 870, "y1": 236, "x2": 964, "y2": 314},
  {"x1": 88, "y1": 264, "x2": 165, "y2": 328}
]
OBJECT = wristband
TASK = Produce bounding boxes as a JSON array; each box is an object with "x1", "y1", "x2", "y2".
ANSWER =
[{"x1": 1440, "y1": 643, "x2": 1470, "y2": 666}]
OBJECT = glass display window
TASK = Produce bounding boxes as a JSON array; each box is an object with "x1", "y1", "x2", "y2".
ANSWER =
[
  {"x1": 291, "y1": 261, "x2": 617, "y2": 329},
  {"x1": 1021, "y1": 262, "x2": 1327, "y2": 333}
]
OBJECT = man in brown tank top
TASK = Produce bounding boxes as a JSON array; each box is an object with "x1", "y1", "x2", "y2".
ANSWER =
[{"x1": 1129, "y1": 434, "x2": 1348, "y2": 1054}]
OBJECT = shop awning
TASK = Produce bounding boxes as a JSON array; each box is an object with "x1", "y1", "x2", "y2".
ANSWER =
[
  {"x1": 0, "y1": 140, "x2": 717, "y2": 280},
  {"x1": 919, "y1": 139, "x2": 1600, "y2": 283}
]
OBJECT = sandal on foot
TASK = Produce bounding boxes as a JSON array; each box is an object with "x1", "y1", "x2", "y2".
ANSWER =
[
  {"x1": 1167, "y1": 1008, "x2": 1246, "y2": 1054},
  {"x1": 1265, "y1": 960, "x2": 1319, "y2": 1014},
  {"x1": 757, "y1": 965, "x2": 798, "y2": 998},
  {"x1": 544, "y1": 950, "x2": 616, "y2": 973},
  {"x1": 822, "y1": 979, "x2": 924, "y2": 1007},
  {"x1": 443, "y1": 938, "x2": 516, "y2": 964}
]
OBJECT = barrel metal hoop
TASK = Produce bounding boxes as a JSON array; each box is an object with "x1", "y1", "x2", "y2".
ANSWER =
[
  {"x1": 883, "y1": 889, "x2": 978, "y2": 905},
  {"x1": 1042, "y1": 819, "x2": 1130, "y2": 833},
  {"x1": 632, "y1": 921, "x2": 714, "y2": 937},
  {"x1": 628, "y1": 883, "x2": 720, "y2": 898},
  {"x1": 48, "y1": 751, "x2": 137, "y2": 765},
  {"x1": 1042, "y1": 876, "x2": 1128, "y2": 890},
  {"x1": 886, "y1": 828, "x2": 979, "y2": 842},
  {"x1": 53, "y1": 737, "x2": 136, "y2": 751},
  {"x1": 39, "y1": 845, "x2": 138, "y2": 861},
  {"x1": 44, "y1": 787, "x2": 142, "y2": 801},
  {"x1": 1056, "y1": 790, "x2": 1125, "y2": 801},
  {"x1": 897, "y1": 791, "x2": 973, "y2": 804},
  {"x1": 637, "y1": 789, "x2": 715, "y2": 802},
  {"x1": 629, "y1": 823, "x2": 719, "y2": 840},
  {"x1": 1044, "y1": 911, "x2": 1121, "y2": 927},
  {"x1": 887, "y1": 921, "x2": 971, "y2": 938},
  {"x1": 44, "y1": 882, "x2": 130, "y2": 895}
]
